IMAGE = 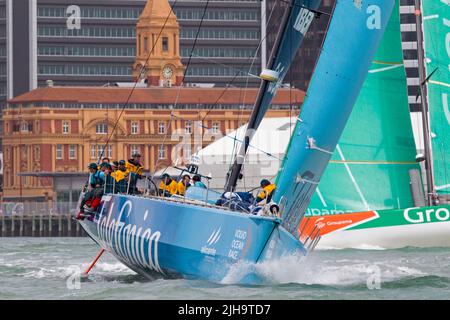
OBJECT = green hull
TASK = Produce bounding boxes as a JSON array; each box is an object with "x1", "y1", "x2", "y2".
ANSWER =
[{"x1": 303, "y1": 204, "x2": 450, "y2": 249}]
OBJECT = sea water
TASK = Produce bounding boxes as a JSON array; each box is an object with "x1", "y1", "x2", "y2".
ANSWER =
[{"x1": 1, "y1": 238, "x2": 450, "y2": 300}]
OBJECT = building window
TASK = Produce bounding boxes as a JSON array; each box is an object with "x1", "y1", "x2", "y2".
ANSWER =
[
  {"x1": 144, "y1": 36, "x2": 148, "y2": 53},
  {"x1": 212, "y1": 122, "x2": 220, "y2": 134},
  {"x1": 56, "y1": 144, "x2": 63, "y2": 159},
  {"x1": 69, "y1": 145, "x2": 76, "y2": 159},
  {"x1": 62, "y1": 121, "x2": 70, "y2": 134},
  {"x1": 162, "y1": 37, "x2": 169, "y2": 52},
  {"x1": 185, "y1": 121, "x2": 192, "y2": 134},
  {"x1": 91, "y1": 145, "x2": 97, "y2": 159},
  {"x1": 131, "y1": 121, "x2": 139, "y2": 134},
  {"x1": 21, "y1": 122, "x2": 30, "y2": 132},
  {"x1": 96, "y1": 123, "x2": 108, "y2": 134},
  {"x1": 130, "y1": 145, "x2": 140, "y2": 157},
  {"x1": 158, "y1": 145, "x2": 166, "y2": 159},
  {"x1": 107, "y1": 145, "x2": 113, "y2": 158},
  {"x1": 158, "y1": 122, "x2": 166, "y2": 134},
  {"x1": 34, "y1": 146, "x2": 40, "y2": 161}
]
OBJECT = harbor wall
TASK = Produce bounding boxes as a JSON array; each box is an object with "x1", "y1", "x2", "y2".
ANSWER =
[{"x1": 0, "y1": 202, "x2": 86, "y2": 237}]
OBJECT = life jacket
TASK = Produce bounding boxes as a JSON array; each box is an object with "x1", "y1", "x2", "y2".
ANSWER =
[
  {"x1": 111, "y1": 169, "x2": 128, "y2": 182},
  {"x1": 89, "y1": 170, "x2": 105, "y2": 187},
  {"x1": 194, "y1": 181, "x2": 207, "y2": 189},
  {"x1": 126, "y1": 160, "x2": 143, "y2": 175},
  {"x1": 177, "y1": 181, "x2": 191, "y2": 196},
  {"x1": 159, "y1": 180, "x2": 178, "y2": 195},
  {"x1": 257, "y1": 183, "x2": 276, "y2": 202}
]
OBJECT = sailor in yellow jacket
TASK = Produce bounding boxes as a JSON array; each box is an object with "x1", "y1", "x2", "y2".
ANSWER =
[
  {"x1": 126, "y1": 153, "x2": 144, "y2": 176},
  {"x1": 256, "y1": 179, "x2": 276, "y2": 205},
  {"x1": 159, "y1": 173, "x2": 178, "y2": 197},
  {"x1": 111, "y1": 160, "x2": 129, "y2": 181},
  {"x1": 177, "y1": 174, "x2": 191, "y2": 196}
]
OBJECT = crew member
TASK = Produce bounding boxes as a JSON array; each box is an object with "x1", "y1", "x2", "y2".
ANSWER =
[
  {"x1": 88, "y1": 162, "x2": 105, "y2": 189},
  {"x1": 255, "y1": 179, "x2": 276, "y2": 204},
  {"x1": 112, "y1": 160, "x2": 129, "y2": 193},
  {"x1": 192, "y1": 175, "x2": 207, "y2": 189},
  {"x1": 77, "y1": 163, "x2": 105, "y2": 219},
  {"x1": 111, "y1": 160, "x2": 119, "y2": 172},
  {"x1": 102, "y1": 163, "x2": 115, "y2": 194},
  {"x1": 177, "y1": 174, "x2": 191, "y2": 196},
  {"x1": 159, "y1": 173, "x2": 178, "y2": 197},
  {"x1": 126, "y1": 153, "x2": 144, "y2": 176}
]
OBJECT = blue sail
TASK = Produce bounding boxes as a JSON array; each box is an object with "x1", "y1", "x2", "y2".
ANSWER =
[
  {"x1": 274, "y1": 0, "x2": 396, "y2": 235},
  {"x1": 252, "y1": 0, "x2": 322, "y2": 127}
]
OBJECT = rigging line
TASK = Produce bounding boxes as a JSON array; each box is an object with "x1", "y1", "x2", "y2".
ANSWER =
[
  {"x1": 226, "y1": 0, "x2": 279, "y2": 176},
  {"x1": 201, "y1": 0, "x2": 278, "y2": 123},
  {"x1": 277, "y1": 0, "x2": 332, "y2": 17},
  {"x1": 229, "y1": 88, "x2": 245, "y2": 173},
  {"x1": 153, "y1": 0, "x2": 211, "y2": 175},
  {"x1": 96, "y1": 0, "x2": 181, "y2": 163},
  {"x1": 276, "y1": 0, "x2": 336, "y2": 173},
  {"x1": 182, "y1": 54, "x2": 261, "y2": 78},
  {"x1": 169, "y1": 113, "x2": 282, "y2": 160},
  {"x1": 336, "y1": 145, "x2": 369, "y2": 211},
  {"x1": 176, "y1": 0, "x2": 211, "y2": 92}
]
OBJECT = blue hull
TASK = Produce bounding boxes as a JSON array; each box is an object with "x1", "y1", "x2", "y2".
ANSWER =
[{"x1": 79, "y1": 194, "x2": 307, "y2": 284}]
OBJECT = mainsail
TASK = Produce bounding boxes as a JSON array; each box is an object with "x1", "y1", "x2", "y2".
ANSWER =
[
  {"x1": 305, "y1": 0, "x2": 420, "y2": 215},
  {"x1": 274, "y1": 0, "x2": 396, "y2": 235},
  {"x1": 225, "y1": 0, "x2": 322, "y2": 191},
  {"x1": 422, "y1": 0, "x2": 450, "y2": 196}
]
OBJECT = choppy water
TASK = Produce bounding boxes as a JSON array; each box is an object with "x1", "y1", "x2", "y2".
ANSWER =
[{"x1": 1, "y1": 238, "x2": 450, "y2": 300}]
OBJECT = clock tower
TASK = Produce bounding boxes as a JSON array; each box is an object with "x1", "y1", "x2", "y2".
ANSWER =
[{"x1": 133, "y1": 0, "x2": 185, "y2": 87}]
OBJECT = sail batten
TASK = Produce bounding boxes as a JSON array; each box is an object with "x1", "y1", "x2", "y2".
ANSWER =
[{"x1": 274, "y1": 0, "x2": 396, "y2": 236}]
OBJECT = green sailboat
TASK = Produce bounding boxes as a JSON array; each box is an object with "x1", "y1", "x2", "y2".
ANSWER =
[{"x1": 300, "y1": 0, "x2": 450, "y2": 249}]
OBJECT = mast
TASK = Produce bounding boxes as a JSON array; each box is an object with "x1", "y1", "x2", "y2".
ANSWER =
[
  {"x1": 414, "y1": 0, "x2": 436, "y2": 205},
  {"x1": 225, "y1": 0, "x2": 294, "y2": 192}
]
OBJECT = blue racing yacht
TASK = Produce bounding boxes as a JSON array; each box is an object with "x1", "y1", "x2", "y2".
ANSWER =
[{"x1": 79, "y1": 0, "x2": 395, "y2": 284}]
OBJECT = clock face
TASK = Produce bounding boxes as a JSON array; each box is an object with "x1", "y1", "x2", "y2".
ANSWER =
[{"x1": 162, "y1": 66, "x2": 173, "y2": 79}]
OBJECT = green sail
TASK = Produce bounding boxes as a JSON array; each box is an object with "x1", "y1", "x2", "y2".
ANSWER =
[
  {"x1": 306, "y1": 1, "x2": 420, "y2": 215},
  {"x1": 422, "y1": 0, "x2": 450, "y2": 195}
]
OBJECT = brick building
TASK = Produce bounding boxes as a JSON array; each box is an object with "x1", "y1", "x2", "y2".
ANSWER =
[{"x1": 1, "y1": 85, "x2": 303, "y2": 202}]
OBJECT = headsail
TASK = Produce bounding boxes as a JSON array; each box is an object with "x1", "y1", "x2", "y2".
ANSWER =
[
  {"x1": 306, "y1": 0, "x2": 421, "y2": 215},
  {"x1": 225, "y1": 0, "x2": 322, "y2": 191},
  {"x1": 273, "y1": 0, "x2": 396, "y2": 236},
  {"x1": 422, "y1": 0, "x2": 450, "y2": 196}
]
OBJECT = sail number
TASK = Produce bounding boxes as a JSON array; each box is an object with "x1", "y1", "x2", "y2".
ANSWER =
[{"x1": 293, "y1": 8, "x2": 314, "y2": 35}]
